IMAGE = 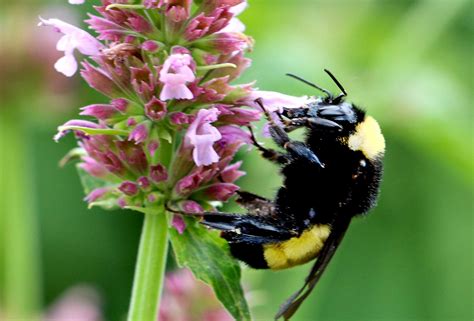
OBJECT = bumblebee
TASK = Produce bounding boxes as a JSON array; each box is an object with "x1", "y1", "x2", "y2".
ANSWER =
[{"x1": 175, "y1": 70, "x2": 385, "y2": 320}]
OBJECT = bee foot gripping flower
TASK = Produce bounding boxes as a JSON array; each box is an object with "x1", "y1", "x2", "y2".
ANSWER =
[{"x1": 44, "y1": 1, "x2": 313, "y2": 320}]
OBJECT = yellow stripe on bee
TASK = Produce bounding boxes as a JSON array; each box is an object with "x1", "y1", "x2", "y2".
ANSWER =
[
  {"x1": 348, "y1": 116, "x2": 385, "y2": 160},
  {"x1": 263, "y1": 224, "x2": 331, "y2": 270}
]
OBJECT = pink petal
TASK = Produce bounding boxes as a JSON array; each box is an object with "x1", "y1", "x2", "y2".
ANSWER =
[
  {"x1": 159, "y1": 53, "x2": 196, "y2": 100},
  {"x1": 192, "y1": 141, "x2": 220, "y2": 166},
  {"x1": 247, "y1": 90, "x2": 314, "y2": 112},
  {"x1": 160, "y1": 84, "x2": 193, "y2": 101},
  {"x1": 185, "y1": 108, "x2": 222, "y2": 166},
  {"x1": 39, "y1": 17, "x2": 103, "y2": 76},
  {"x1": 54, "y1": 54, "x2": 78, "y2": 77}
]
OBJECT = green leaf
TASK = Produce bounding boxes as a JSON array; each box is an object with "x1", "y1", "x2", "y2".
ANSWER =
[
  {"x1": 157, "y1": 125, "x2": 172, "y2": 143},
  {"x1": 169, "y1": 217, "x2": 251, "y2": 321}
]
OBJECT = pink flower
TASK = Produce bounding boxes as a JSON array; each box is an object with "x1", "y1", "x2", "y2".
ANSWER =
[
  {"x1": 150, "y1": 164, "x2": 168, "y2": 183},
  {"x1": 145, "y1": 97, "x2": 167, "y2": 121},
  {"x1": 181, "y1": 200, "x2": 203, "y2": 213},
  {"x1": 220, "y1": 1, "x2": 247, "y2": 33},
  {"x1": 220, "y1": 161, "x2": 245, "y2": 183},
  {"x1": 79, "y1": 104, "x2": 118, "y2": 120},
  {"x1": 128, "y1": 122, "x2": 150, "y2": 144},
  {"x1": 79, "y1": 156, "x2": 108, "y2": 178},
  {"x1": 39, "y1": 18, "x2": 103, "y2": 77},
  {"x1": 119, "y1": 181, "x2": 139, "y2": 196},
  {"x1": 159, "y1": 269, "x2": 233, "y2": 321},
  {"x1": 45, "y1": 286, "x2": 103, "y2": 321},
  {"x1": 206, "y1": 32, "x2": 251, "y2": 55},
  {"x1": 185, "y1": 108, "x2": 222, "y2": 166},
  {"x1": 159, "y1": 53, "x2": 196, "y2": 100},
  {"x1": 205, "y1": 183, "x2": 239, "y2": 201},
  {"x1": 68, "y1": 0, "x2": 85, "y2": 4},
  {"x1": 247, "y1": 90, "x2": 314, "y2": 112},
  {"x1": 84, "y1": 188, "x2": 109, "y2": 203},
  {"x1": 54, "y1": 119, "x2": 100, "y2": 142}
]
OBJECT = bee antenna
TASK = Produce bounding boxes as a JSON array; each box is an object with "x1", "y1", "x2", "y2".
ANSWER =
[
  {"x1": 324, "y1": 69, "x2": 347, "y2": 97},
  {"x1": 286, "y1": 73, "x2": 333, "y2": 98}
]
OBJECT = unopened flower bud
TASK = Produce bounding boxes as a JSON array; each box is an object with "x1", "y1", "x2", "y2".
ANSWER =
[
  {"x1": 172, "y1": 215, "x2": 186, "y2": 234},
  {"x1": 128, "y1": 122, "x2": 151, "y2": 144},
  {"x1": 119, "y1": 181, "x2": 139, "y2": 196},
  {"x1": 142, "y1": 40, "x2": 161, "y2": 53},
  {"x1": 204, "y1": 183, "x2": 239, "y2": 201},
  {"x1": 181, "y1": 200, "x2": 203, "y2": 213},
  {"x1": 145, "y1": 97, "x2": 167, "y2": 121},
  {"x1": 84, "y1": 188, "x2": 109, "y2": 203},
  {"x1": 138, "y1": 176, "x2": 151, "y2": 190},
  {"x1": 150, "y1": 164, "x2": 168, "y2": 183}
]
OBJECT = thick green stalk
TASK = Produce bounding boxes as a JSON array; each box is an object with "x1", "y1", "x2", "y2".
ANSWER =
[
  {"x1": 0, "y1": 111, "x2": 41, "y2": 320},
  {"x1": 127, "y1": 210, "x2": 169, "y2": 321}
]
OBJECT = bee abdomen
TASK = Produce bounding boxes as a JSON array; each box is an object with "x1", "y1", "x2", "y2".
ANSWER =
[{"x1": 263, "y1": 224, "x2": 331, "y2": 270}]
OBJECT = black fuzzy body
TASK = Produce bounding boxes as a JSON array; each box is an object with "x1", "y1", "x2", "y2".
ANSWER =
[
  {"x1": 279, "y1": 107, "x2": 383, "y2": 226},
  {"x1": 222, "y1": 101, "x2": 384, "y2": 270}
]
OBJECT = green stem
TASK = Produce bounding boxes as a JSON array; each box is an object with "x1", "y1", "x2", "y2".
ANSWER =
[
  {"x1": 0, "y1": 111, "x2": 41, "y2": 320},
  {"x1": 127, "y1": 210, "x2": 169, "y2": 321}
]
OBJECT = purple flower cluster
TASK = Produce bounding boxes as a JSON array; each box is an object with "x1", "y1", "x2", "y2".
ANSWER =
[{"x1": 42, "y1": 0, "x2": 311, "y2": 232}]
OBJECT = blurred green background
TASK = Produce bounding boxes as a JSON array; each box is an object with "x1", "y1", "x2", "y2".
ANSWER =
[{"x1": 0, "y1": 0, "x2": 472, "y2": 320}]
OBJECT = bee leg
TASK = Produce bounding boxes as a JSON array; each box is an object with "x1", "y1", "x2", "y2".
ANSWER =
[
  {"x1": 254, "y1": 98, "x2": 324, "y2": 168},
  {"x1": 247, "y1": 125, "x2": 289, "y2": 164},
  {"x1": 270, "y1": 124, "x2": 325, "y2": 168},
  {"x1": 281, "y1": 118, "x2": 307, "y2": 132}
]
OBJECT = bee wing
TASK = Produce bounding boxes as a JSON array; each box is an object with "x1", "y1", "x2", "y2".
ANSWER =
[
  {"x1": 275, "y1": 215, "x2": 352, "y2": 320},
  {"x1": 235, "y1": 191, "x2": 275, "y2": 217},
  {"x1": 201, "y1": 212, "x2": 294, "y2": 244}
]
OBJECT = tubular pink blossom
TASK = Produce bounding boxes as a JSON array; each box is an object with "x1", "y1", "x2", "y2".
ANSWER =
[
  {"x1": 144, "y1": 97, "x2": 167, "y2": 121},
  {"x1": 128, "y1": 123, "x2": 150, "y2": 144},
  {"x1": 159, "y1": 53, "x2": 196, "y2": 100},
  {"x1": 185, "y1": 108, "x2": 222, "y2": 166},
  {"x1": 119, "y1": 181, "x2": 139, "y2": 196},
  {"x1": 84, "y1": 188, "x2": 109, "y2": 203},
  {"x1": 169, "y1": 112, "x2": 190, "y2": 125},
  {"x1": 138, "y1": 176, "x2": 151, "y2": 190},
  {"x1": 80, "y1": 104, "x2": 118, "y2": 120},
  {"x1": 39, "y1": 17, "x2": 103, "y2": 76},
  {"x1": 141, "y1": 40, "x2": 160, "y2": 53},
  {"x1": 220, "y1": 161, "x2": 245, "y2": 183},
  {"x1": 81, "y1": 62, "x2": 120, "y2": 97},
  {"x1": 219, "y1": 1, "x2": 247, "y2": 33},
  {"x1": 200, "y1": 32, "x2": 251, "y2": 55},
  {"x1": 54, "y1": 119, "x2": 100, "y2": 142},
  {"x1": 181, "y1": 200, "x2": 203, "y2": 213},
  {"x1": 204, "y1": 183, "x2": 239, "y2": 201},
  {"x1": 150, "y1": 164, "x2": 168, "y2": 183},
  {"x1": 79, "y1": 157, "x2": 108, "y2": 178},
  {"x1": 216, "y1": 105, "x2": 261, "y2": 125},
  {"x1": 247, "y1": 90, "x2": 315, "y2": 112}
]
